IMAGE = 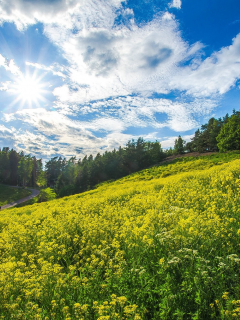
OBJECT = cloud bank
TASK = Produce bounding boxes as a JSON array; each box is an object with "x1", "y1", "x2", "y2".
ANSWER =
[
  {"x1": 0, "y1": 0, "x2": 123, "y2": 30},
  {"x1": 0, "y1": 0, "x2": 240, "y2": 159}
]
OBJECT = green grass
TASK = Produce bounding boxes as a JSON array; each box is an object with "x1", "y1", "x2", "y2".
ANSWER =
[
  {"x1": 96, "y1": 150, "x2": 240, "y2": 186},
  {"x1": 0, "y1": 184, "x2": 32, "y2": 206},
  {"x1": 16, "y1": 187, "x2": 56, "y2": 208},
  {"x1": 15, "y1": 196, "x2": 37, "y2": 207}
]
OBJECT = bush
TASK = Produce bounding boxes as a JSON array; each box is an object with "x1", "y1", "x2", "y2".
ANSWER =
[
  {"x1": 38, "y1": 188, "x2": 56, "y2": 203},
  {"x1": 58, "y1": 184, "x2": 77, "y2": 198}
]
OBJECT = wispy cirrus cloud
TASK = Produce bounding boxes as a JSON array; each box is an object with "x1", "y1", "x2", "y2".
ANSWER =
[
  {"x1": 3, "y1": 95, "x2": 216, "y2": 140},
  {"x1": 0, "y1": 104, "x2": 196, "y2": 158},
  {"x1": 25, "y1": 62, "x2": 67, "y2": 79},
  {"x1": 169, "y1": 33, "x2": 240, "y2": 97},
  {"x1": 1, "y1": 108, "x2": 132, "y2": 158}
]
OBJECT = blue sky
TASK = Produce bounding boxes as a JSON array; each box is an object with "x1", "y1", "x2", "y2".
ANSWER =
[{"x1": 0, "y1": 0, "x2": 240, "y2": 160}]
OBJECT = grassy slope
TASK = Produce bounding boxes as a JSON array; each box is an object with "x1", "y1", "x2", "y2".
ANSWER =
[
  {"x1": 1, "y1": 152, "x2": 240, "y2": 319},
  {"x1": 15, "y1": 195, "x2": 38, "y2": 207},
  {"x1": 0, "y1": 184, "x2": 31, "y2": 206}
]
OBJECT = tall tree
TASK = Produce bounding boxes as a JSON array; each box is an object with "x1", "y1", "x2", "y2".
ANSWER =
[
  {"x1": 174, "y1": 135, "x2": 185, "y2": 154},
  {"x1": 18, "y1": 156, "x2": 28, "y2": 186},
  {"x1": 0, "y1": 148, "x2": 10, "y2": 182},
  {"x1": 45, "y1": 156, "x2": 66, "y2": 186},
  {"x1": 9, "y1": 149, "x2": 20, "y2": 185},
  {"x1": 217, "y1": 113, "x2": 240, "y2": 152},
  {"x1": 188, "y1": 117, "x2": 223, "y2": 152}
]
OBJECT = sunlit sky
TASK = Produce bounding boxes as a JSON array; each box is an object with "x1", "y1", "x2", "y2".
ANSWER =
[{"x1": 0, "y1": 0, "x2": 240, "y2": 160}]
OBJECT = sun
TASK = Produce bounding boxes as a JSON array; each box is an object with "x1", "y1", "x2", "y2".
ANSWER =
[
  {"x1": 12, "y1": 75, "x2": 47, "y2": 108},
  {"x1": 17, "y1": 77, "x2": 42, "y2": 101}
]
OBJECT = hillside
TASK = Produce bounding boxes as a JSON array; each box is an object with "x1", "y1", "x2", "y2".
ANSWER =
[{"x1": 1, "y1": 152, "x2": 240, "y2": 319}]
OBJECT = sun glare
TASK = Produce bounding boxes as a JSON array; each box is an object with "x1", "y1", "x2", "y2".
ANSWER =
[
  {"x1": 12, "y1": 75, "x2": 47, "y2": 108},
  {"x1": 17, "y1": 77, "x2": 41, "y2": 100}
]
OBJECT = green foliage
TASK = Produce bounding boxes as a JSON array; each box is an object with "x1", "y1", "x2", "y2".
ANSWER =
[
  {"x1": 170, "y1": 111, "x2": 240, "y2": 154},
  {"x1": 185, "y1": 117, "x2": 223, "y2": 153},
  {"x1": 217, "y1": 113, "x2": 240, "y2": 152},
  {"x1": 164, "y1": 147, "x2": 174, "y2": 156},
  {"x1": 38, "y1": 188, "x2": 57, "y2": 203},
  {"x1": 0, "y1": 184, "x2": 31, "y2": 206},
  {"x1": 45, "y1": 156, "x2": 66, "y2": 186},
  {"x1": 36, "y1": 171, "x2": 47, "y2": 187},
  {"x1": 15, "y1": 187, "x2": 56, "y2": 208},
  {"x1": 0, "y1": 148, "x2": 44, "y2": 187},
  {"x1": 174, "y1": 135, "x2": 185, "y2": 154},
  {"x1": 2, "y1": 107, "x2": 240, "y2": 203},
  {"x1": 58, "y1": 184, "x2": 77, "y2": 197},
  {"x1": 18, "y1": 155, "x2": 33, "y2": 187},
  {"x1": 47, "y1": 137, "x2": 165, "y2": 197}
]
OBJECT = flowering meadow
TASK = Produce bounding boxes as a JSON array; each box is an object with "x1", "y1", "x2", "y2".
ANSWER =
[{"x1": 1, "y1": 152, "x2": 240, "y2": 319}]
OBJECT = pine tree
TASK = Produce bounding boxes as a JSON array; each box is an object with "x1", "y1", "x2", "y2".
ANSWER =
[{"x1": 174, "y1": 135, "x2": 185, "y2": 154}]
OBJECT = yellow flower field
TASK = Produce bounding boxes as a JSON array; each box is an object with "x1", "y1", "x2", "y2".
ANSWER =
[{"x1": 1, "y1": 153, "x2": 240, "y2": 319}]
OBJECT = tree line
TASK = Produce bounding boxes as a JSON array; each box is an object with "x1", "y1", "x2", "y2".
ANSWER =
[
  {"x1": 167, "y1": 109, "x2": 240, "y2": 155},
  {"x1": 47, "y1": 138, "x2": 165, "y2": 197},
  {"x1": 0, "y1": 147, "x2": 45, "y2": 187},
  {"x1": 1, "y1": 108, "x2": 240, "y2": 197}
]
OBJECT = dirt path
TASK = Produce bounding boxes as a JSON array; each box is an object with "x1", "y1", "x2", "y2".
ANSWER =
[{"x1": 1, "y1": 187, "x2": 40, "y2": 210}]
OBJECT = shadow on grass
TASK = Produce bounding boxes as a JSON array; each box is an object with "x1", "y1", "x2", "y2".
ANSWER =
[{"x1": 0, "y1": 184, "x2": 32, "y2": 206}]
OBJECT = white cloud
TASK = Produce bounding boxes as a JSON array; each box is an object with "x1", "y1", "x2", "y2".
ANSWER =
[
  {"x1": 1, "y1": 108, "x2": 133, "y2": 158},
  {"x1": 1, "y1": 108, "x2": 100, "y2": 157},
  {"x1": 170, "y1": 33, "x2": 240, "y2": 97},
  {"x1": 58, "y1": 96, "x2": 215, "y2": 132},
  {"x1": 0, "y1": 0, "x2": 78, "y2": 29},
  {"x1": 46, "y1": 11, "x2": 240, "y2": 104},
  {"x1": 42, "y1": 7, "x2": 240, "y2": 104},
  {"x1": 0, "y1": 92, "x2": 216, "y2": 158},
  {"x1": 169, "y1": 0, "x2": 182, "y2": 9},
  {"x1": 0, "y1": 81, "x2": 11, "y2": 91},
  {"x1": 26, "y1": 62, "x2": 67, "y2": 79},
  {"x1": 0, "y1": 54, "x2": 22, "y2": 76},
  {"x1": 0, "y1": 0, "x2": 123, "y2": 30},
  {"x1": 82, "y1": 117, "x2": 126, "y2": 132},
  {"x1": 0, "y1": 124, "x2": 14, "y2": 134},
  {"x1": 161, "y1": 134, "x2": 193, "y2": 149},
  {"x1": 0, "y1": 54, "x2": 5, "y2": 66},
  {"x1": 8, "y1": 59, "x2": 22, "y2": 76},
  {"x1": 1, "y1": 0, "x2": 239, "y2": 105},
  {"x1": 1, "y1": 0, "x2": 240, "y2": 160},
  {"x1": 49, "y1": 16, "x2": 190, "y2": 104}
]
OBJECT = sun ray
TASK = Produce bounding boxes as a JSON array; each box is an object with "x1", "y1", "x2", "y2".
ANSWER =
[{"x1": 10, "y1": 74, "x2": 48, "y2": 109}]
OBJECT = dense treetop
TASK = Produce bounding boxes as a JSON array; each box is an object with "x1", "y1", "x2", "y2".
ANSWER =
[{"x1": 0, "y1": 148, "x2": 44, "y2": 187}]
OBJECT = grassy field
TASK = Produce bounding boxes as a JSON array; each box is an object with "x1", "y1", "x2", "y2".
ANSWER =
[
  {"x1": 0, "y1": 184, "x2": 32, "y2": 206},
  {"x1": 1, "y1": 152, "x2": 240, "y2": 319}
]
